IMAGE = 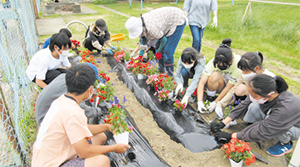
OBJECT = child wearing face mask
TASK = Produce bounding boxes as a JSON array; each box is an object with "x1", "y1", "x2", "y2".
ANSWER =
[
  {"x1": 83, "y1": 19, "x2": 116, "y2": 55},
  {"x1": 196, "y1": 38, "x2": 241, "y2": 114},
  {"x1": 26, "y1": 33, "x2": 72, "y2": 89},
  {"x1": 214, "y1": 52, "x2": 275, "y2": 127},
  {"x1": 211, "y1": 74, "x2": 300, "y2": 157},
  {"x1": 174, "y1": 47, "x2": 206, "y2": 105}
]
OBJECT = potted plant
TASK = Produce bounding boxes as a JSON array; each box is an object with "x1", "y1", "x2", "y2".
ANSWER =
[
  {"x1": 104, "y1": 96, "x2": 133, "y2": 144},
  {"x1": 113, "y1": 49, "x2": 127, "y2": 63},
  {"x1": 93, "y1": 80, "x2": 115, "y2": 107},
  {"x1": 173, "y1": 99, "x2": 186, "y2": 113},
  {"x1": 154, "y1": 90, "x2": 170, "y2": 102},
  {"x1": 222, "y1": 138, "x2": 256, "y2": 166}
]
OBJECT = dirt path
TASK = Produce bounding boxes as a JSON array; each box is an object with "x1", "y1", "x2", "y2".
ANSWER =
[{"x1": 96, "y1": 56, "x2": 286, "y2": 167}]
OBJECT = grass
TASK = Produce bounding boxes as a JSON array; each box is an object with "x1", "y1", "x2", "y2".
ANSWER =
[{"x1": 35, "y1": 0, "x2": 299, "y2": 163}]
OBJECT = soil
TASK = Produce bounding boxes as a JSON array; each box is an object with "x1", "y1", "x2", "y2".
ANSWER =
[{"x1": 96, "y1": 56, "x2": 288, "y2": 167}]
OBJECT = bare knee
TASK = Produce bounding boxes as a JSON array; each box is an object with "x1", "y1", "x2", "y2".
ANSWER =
[
  {"x1": 235, "y1": 84, "x2": 248, "y2": 96},
  {"x1": 91, "y1": 133, "x2": 107, "y2": 145},
  {"x1": 85, "y1": 155, "x2": 110, "y2": 167},
  {"x1": 207, "y1": 72, "x2": 224, "y2": 90}
]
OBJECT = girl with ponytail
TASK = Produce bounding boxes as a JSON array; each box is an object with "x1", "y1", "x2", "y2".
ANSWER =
[
  {"x1": 197, "y1": 38, "x2": 242, "y2": 114},
  {"x1": 212, "y1": 74, "x2": 300, "y2": 157}
]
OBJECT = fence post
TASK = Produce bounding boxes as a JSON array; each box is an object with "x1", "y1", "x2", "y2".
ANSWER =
[{"x1": 0, "y1": 85, "x2": 25, "y2": 165}]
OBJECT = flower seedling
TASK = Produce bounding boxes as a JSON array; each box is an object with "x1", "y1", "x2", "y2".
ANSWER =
[{"x1": 222, "y1": 138, "x2": 256, "y2": 165}]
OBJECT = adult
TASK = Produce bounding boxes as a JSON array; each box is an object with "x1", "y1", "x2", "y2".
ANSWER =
[
  {"x1": 183, "y1": 0, "x2": 218, "y2": 53},
  {"x1": 26, "y1": 33, "x2": 72, "y2": 89},
  {"x1": 174, "y1": 47, "x2": 206, "y2": 105},
  {"x1": 42, "y1": 28, "x2": 72, "y2": 49},
  {"x1": 197, "y1": 38, "x2": 241, "y2": 113},
  {"x1": 212, "y1": 74, "x2": 300, "y2": 157},
  {"x1": 35, "y1": 63, "x2": 104, "y2": 126},
  {"x1": 32, "y1": 64, "x2": 130, "y2": 167},
  {"x1": 125, "y1": 7, "x2": 187, "y2": 76},
  {"x1": 215, "y1": 52, "x2": 275, "y2": 127},
  {"x1": 83, "y1": 19, "x2": 116, "y2": 55}
]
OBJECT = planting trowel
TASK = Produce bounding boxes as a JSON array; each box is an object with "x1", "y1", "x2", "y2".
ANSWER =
[{"x1": 251, "y1": 150, "x2": 269, "y2": 164}]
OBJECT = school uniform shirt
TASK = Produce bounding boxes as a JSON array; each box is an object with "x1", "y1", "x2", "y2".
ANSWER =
[
  {"x1": 141, "y1": 7, "x2": 186, "y2": 40},
  {"x1": 203, "y1": 54, "x2": 242, "y2": 85},
  {"x1": 26, "y1": 48, "x2": 70, "y2": 81},
  {"x1": 228, "y1": 91, "x2": 300, "y2": 142},
  {"x1": 32, "y1": 95, "x2": 93, "y2": 167},
  {"x1": 183, "y1": 0, "x2": 218, "y2": 28},
  {"x1": 217, "y1": 69, "x2": 275, "y2": 108},
  {"x1": 175, "y1": 56, "x2": 206, "y2": 97}
]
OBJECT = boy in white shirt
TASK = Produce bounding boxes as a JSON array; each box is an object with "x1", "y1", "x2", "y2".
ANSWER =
[{"x1": 26, "y1": 33, "x2": 72, "y2": 89}]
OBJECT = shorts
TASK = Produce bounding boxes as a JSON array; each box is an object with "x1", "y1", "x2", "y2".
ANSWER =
[{"x1": 60, "y1": 139, "x2": 92, "y2": 167}]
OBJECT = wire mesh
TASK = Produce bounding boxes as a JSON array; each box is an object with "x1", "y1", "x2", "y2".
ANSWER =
[{"x1": 0, "y1": 0, "x2": 41, "y2": 166}]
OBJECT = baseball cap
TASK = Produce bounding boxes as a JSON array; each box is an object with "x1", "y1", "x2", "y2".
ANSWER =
[
  {"x1": 95, "y1": 19, "x2": 108, "y2": 31},
  {"x1": 85, "y1": 63, "x2": 104, "y2": 83}
]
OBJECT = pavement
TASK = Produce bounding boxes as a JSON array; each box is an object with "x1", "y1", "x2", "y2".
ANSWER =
[{"x1": 36, "y1": 4, "x2": 97, "y2": 36}]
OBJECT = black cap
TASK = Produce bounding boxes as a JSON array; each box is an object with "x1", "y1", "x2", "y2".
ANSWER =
[{"x1": 95, "y1": 19, "x2": 108, "y2": 31}]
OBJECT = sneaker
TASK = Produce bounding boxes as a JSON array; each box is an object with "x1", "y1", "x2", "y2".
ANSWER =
[
  {"x1": 206, "y1": 96, "x2": 216, "y2": 102},
  {"x1": 224, "y1": 120, "x2": 237, "y2": 129},
  {"x1": 266, "y1": 141, "x2": 293, "y2": 157}
]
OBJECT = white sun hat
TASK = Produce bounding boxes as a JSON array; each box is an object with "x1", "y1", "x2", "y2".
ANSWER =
[{"x1": 125, "y1": 17, "x2": 143, "y2": 39}]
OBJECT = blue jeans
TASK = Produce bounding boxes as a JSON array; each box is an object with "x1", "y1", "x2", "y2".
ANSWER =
[
  {"x1": 158, "y1": 21, "x2": 186, "y2": 76},
  {"x1": 181, "y1": 67, "x2": 189, "y2": 87},
  {"x1": 189, "y1": 25, "x2": 205, "y2": 53}
]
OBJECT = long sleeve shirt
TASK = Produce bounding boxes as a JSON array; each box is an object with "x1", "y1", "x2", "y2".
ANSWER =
[
  {"x1": 217, "y1": 69, "x2": 275, "y2": 108},
  {"x1": 183, "y1": 0, "x2": 218, "y2": 28},
  {"x1": 142, "y1": 7, "x2": 186, "y2": 40},
  {"x1": 175, "y1": 57, "x2": 206, "y2": 97},
  {"x1": 228, "y1": 91, "x2": 300, "y2": 142}
]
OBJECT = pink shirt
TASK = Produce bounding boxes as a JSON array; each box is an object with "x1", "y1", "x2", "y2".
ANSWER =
[{"x1": 32, "y1": 95, "x2": 92, "y2": 167}]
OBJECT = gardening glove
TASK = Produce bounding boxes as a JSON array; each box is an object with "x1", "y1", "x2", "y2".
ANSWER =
[
  {"x1": 140, "y1": 44, "x2": 147, "y2": 50},
  {"x1": 211, "y1": 15, "x2": 218, "y2": 27},
  {"x1": 175, "y1": 84, "x2": 183, "y2": 95},
  {"x1": 215, "y1": 106, "x2": 224, "y2": 118},
  {"x1": 110, "y1": 46, "x2": 116, "y2": 50},
  {"x1": 210, "y1": 122, "x2": 225, "y2": 133},
  {"x1": 197, "y1": 101, "x2": 206, "y2": 113},
  {"x1": 130, "y1": 52, "x2": 135, "y2": 57},
  {"x1": 155, "y1": 52, "x2": 162, "y2": 60},
  {"x1": 105, "y1": 48, "x2": 113, "y2": 55},
  {"x1": 181, "y1": 95, "x2": 189, "y2": 105},
  {"x1": 214, "y1": 132, "x2": 232, "y2": 144},
  {"x1": 207, "y1": 101, "x2": 217, "y2": 113}
]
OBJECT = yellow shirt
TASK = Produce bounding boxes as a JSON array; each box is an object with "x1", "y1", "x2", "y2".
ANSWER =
[{"x1": 203, "y1": 54, "x2": 241, "y2": 85}]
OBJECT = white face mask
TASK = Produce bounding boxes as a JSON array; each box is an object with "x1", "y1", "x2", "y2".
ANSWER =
[
  {"x1": 60, "y1": 50, "x2": 70, "y2": 57},
  {"x1": 84, "y1": 88, "x2": 94, "y2": 101},
  {"x1": 57, "y1": 47, "x2": 70, "y2": 57},
  {"x1": 249, "y1": 94, "x2": 268, "y2": 104},
  {"x1": 183, "y1": 63, "x2": 194, "y2": 69},
  {"x1": 242, "y1": 72, "x2": 256, "y2": 81}
]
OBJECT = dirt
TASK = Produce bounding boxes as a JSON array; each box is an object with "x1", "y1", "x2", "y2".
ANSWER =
[{"x1": 96, "y1": 56, "x2": 287, "y2": 167}]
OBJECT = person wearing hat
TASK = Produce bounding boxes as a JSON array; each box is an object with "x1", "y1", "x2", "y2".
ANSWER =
[
  {"x1": 125, "y1": 7, "x2": 187, "y2": 77},
  {"x1": 32, "y1": 63, "x2": 130, "y2": 167},
  {"x1": 35, "y1": 63, "x2": 105, "y2": 126},
  {"x1": 83, "y1": 19, "x2": 116, "y2": 55}
]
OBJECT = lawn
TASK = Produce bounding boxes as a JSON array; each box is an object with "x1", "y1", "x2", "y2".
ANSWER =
[{"x1": 40, "y1": 0, "x2": 300, "y2": 97}]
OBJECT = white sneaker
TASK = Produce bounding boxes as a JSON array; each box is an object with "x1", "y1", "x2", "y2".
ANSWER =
[{"x1": 225, "y1": 120, "x2": 237, "y2": 129}]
